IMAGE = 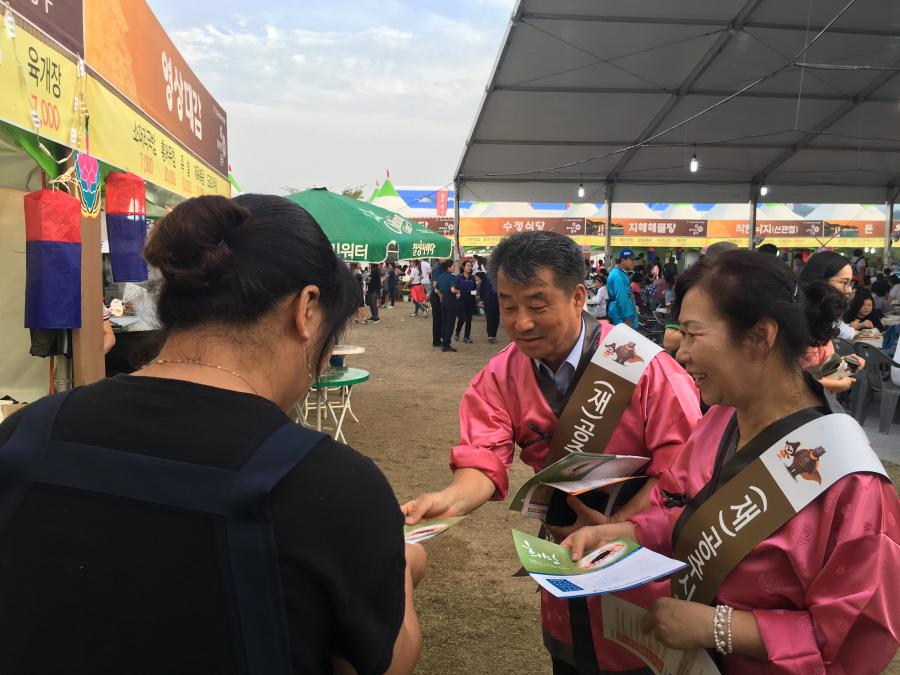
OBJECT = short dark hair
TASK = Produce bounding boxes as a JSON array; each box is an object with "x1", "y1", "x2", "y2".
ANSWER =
[
  {"x1": 757, "y1": 243, "x2": 778, "y2": 255},
  {"x1": 144, "y1": 194, "x2": 358, "y2": 373},
  {"x1": 798, "y1": 251, "x2": 850, "y2": 283},
  {"x1": 488, "y1": 231, "x2": 584, "y2": 292},
  {"x1": 872, "y1": 278, "x2": 890, "y2": 297},
  {"x1": 672, "y1": 250, "x2": 843, "y2": 367},
  {"x1": 845, "y1": 289, "x2": 875, "y2": 322},
  {"x1": 439, "y1": 259, "x2": 453, "y2": 272},
  {"x1": 853, "y1": 248, "x2": 864, "y2": 257}
]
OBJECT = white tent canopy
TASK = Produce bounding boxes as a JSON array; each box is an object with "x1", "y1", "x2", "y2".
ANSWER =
[{"x1": 455, "y1": 0, "x2": 900, "y2": 205}]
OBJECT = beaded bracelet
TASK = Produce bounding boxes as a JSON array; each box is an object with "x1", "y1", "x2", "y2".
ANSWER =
[{"x1": 713, "y1": 604, "x2": 734, "y2": 655}]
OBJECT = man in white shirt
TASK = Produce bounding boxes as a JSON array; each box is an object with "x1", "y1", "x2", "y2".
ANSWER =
[{"x1": 420, "y1": 259, "x2": 433, "y2": 296}]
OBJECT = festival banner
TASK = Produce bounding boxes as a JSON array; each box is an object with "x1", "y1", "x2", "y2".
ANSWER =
[
  {"x1": 614, "y1": 219, "x2": 708, "y2": 239},
  {"x1": 8, "y1": 0, "x2": 84, "y2": 56},
  {"x1": 86, "y1": 75, "x2": 231, "y2": 199},
  {"x1": 0, "y1": 18, "x2": 83, "y2": 150},
  {"x1": 459, "y1": 217, "x2": 587, "y2": 237},
  {"x1": 413, "y1": 217, "x2": 455, "y2": 237},
  {"x1": 707, "y1": 219, "x2": 825, "y2": 239},
  {"x1": 825, "y1": 220, "x2": 888, "y2": 240},
  {"x1": 83, "y1": 0, "x2": 228, "y2": 177},
  {"x1": 436, "y1": 189, "x2": 448, "y2": 217}
]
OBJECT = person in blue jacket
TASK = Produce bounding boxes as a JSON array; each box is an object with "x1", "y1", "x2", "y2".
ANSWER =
[{"x1": 607, "y1": 249, "x2": 638, "y2": 327}]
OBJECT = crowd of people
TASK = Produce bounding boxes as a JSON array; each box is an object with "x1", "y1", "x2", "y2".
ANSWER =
[
  {"x1": 0, "y1": 194, "x2": 897, "y2": 674},
  {"x1": 348, "y1": 255, "x2": 502, "y2": 352}
]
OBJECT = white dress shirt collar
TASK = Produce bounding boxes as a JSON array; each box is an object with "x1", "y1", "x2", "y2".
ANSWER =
[{"x1": 534, "y1": 319, "x2": 586, "y2": 394}]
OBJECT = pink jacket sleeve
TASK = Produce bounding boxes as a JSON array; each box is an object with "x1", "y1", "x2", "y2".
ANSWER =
[
  {"x1": 754, "y1": 475, "x2": 900, "y2": 674},
  {"x1": 449, "y1": 367, "x2": 516, "y2": 500},
  {"x1": 638, "y1": 357, "x2": 702, "y2": 478},
  {"x1": 629, "y1": 485, "x2": 678, "y2": 557}
]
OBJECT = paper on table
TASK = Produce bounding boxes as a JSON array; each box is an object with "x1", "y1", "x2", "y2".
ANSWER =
[
  {"x1": 512, "y1": 530, "x2": 686, "y2": 598},
  {"x1": 509, "y1": 451, "x2": 648, "y2": 520},
  {"x1": 601, "y1": 595, "x2": 720, "y2": 675},
  {"x1": 404, "y1": 517, "x2": 464, "y2": 544}
]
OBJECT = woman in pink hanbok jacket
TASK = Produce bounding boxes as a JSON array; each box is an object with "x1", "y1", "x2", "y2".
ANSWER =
[
  {"x1": 564, "y1": 251, "x2": 900, "y2": 674},
  {"x1": 403, "y1": 231, "x2": 701, "y2": 674}
]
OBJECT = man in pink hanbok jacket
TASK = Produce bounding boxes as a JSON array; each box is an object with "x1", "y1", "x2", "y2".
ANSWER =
[{"x1": 403, "y1": 232, "x2": 701, "y2": 674}]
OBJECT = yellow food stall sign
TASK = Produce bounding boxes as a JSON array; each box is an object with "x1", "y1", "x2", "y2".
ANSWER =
[
  {"x1": 86, "y1": 76, "x2": 230, "y2": 199},
  {"x1": 0, "y1": 22, "x2": 83, "y2": 150}
]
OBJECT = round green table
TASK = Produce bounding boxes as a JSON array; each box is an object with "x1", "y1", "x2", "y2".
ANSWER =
[{"x1": 308, "y1": 367, "x2": 369, "y2": 443}]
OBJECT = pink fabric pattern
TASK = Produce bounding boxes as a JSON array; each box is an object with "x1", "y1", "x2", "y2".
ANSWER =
[
  {"x1": 451, "y1": 322, "x2": 702, "y2": 670},
  {"x1": 630, "y1": 406, "x2": 900, "y2": 674}
]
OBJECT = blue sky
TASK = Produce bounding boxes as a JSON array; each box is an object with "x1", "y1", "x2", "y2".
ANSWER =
[{"x1": 149, "y1": 0, "x2": 515, "y2": 195}]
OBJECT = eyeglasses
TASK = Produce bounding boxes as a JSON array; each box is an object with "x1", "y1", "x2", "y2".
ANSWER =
[{"x1": 831, "y1": 279, "x2": 854, "y2": 290}]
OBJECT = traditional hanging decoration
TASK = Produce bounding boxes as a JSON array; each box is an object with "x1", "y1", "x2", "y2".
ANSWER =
[
  {"x1": 24, "y1": 189, "x2": 82, "y2": 329},
  {"x1": 105, "y1": 171, "x2": 148, "y2": 281},
  {"x1": 74, "y1": 150, "x2": 101, "y2": 218}
]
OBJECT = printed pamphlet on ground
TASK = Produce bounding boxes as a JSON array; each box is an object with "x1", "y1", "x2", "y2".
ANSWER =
[
  {"x1": 404, "y1": 517, "x2": 465, "y2": 544},
  {"x1": 512, "y1": 530, "x2": 686, "y2": 598},
  {"x1": 601, "y1": 595, "x2": 720, "y2": 675},
  {"x1": 509, "y1": 452, "x2": 648, "y2": 521}
]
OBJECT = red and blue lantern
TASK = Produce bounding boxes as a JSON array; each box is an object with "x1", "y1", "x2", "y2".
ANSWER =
[
  {"x1": 105, "y1": 171, "x2": 148, "y2": 282},
  {"x1": 24, "y1": 189, "x2": 82, "y2": 329}
]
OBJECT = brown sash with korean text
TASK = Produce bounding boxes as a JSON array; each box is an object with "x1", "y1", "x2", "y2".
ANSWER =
[
  {"x1": 670, "y1": 407, "x2": 888, "y2": 605},
  {"x1": 545, "y1": 323, "x2": 663, "y2": 466},
  {"x1": 531, "y1": 320, "x2": 662, "y2": 674}
]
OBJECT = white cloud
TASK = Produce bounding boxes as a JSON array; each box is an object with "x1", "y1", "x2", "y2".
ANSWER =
[{"x1": 162, "y1": 2, "x2": 514, "y2": 194}]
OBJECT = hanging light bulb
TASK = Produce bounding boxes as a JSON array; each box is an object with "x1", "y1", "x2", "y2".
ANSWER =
[
  {"x1": 577, "y1": 183, "x2": 585, "y2": 199},
  {"x1": 759, "y1": 185, "x2": 769, "y2": 197},
  {"x1": 689, "y1": 145, "x2": 698, "y2": 173}
]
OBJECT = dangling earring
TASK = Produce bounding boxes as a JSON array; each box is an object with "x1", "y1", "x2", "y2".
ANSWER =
[{"x1": 304, "y1": 348, "x2": 314, "y2": 392}]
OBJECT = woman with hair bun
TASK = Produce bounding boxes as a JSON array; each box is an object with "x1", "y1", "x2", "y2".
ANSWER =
[
  {"x1": 563, "y1": 250, "x2": 900, "y2": 674},
  {"x1": 0, "y1": 194, "x2": 425, "y2": 674},
  {"x1": 797, "y1": 251, "x2": 867, "y2": 393}
]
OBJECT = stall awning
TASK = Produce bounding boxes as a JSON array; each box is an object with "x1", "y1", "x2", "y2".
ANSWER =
[{"x1": 456, "y1": 0, "x2": 900, "y2": 204}]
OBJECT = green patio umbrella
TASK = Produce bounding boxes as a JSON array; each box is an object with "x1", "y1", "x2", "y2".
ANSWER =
[{"x1": 285, "y1": 188, "x2": 452, "y2": 262}]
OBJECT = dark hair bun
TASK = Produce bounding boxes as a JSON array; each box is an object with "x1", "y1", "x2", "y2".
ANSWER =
[
  {"x1": 144, "y1": 196, "x2": 251, "y2": 290},
  {"x1": 801, "y1": 279, "x2": 842, "y2": 346}
]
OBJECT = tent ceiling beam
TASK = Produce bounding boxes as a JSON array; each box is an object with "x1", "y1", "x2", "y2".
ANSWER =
[
  {"x1": 472, "y1": 140, "x2": 900, "y2": 153},
  {"x1": 753, "y1": 55, "x2": 900, "y2": 183},
  {"x1": 493, "y1": 86, "x2": 886, "y2": 104},
  {"x1": 608, "y1": 0, "x2": 764, "y2": 179},
  {"x1": 520, "y1": 12, "x2": 899, "y2": 38},
  {"x1": 461, "y1": 175, "x2": 894, "y2": 189}
]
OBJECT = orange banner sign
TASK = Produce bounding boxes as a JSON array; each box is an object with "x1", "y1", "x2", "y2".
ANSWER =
[
  {"x1": 460, "y1": 217, "x2": 586, "y2": 237},
  {"x1": 84, "y1": 0, "x2": 228, "y2": 177},
  {"x1": 707, "y1": 220, "x2": 825, "y2": 238}
]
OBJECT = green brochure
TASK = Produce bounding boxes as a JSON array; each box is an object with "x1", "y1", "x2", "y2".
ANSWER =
[
  {"x1": 509, "y1": 452, "x2": 648, "y2": 520},
  {"x1": 512, "y1": 529, "x2": 639, "y2": 575},
  {"x1": 404, "y1": 517, "x2": 465, "y2": 544},
  {"x1": 511, "y1": 529, "x2": 686, "y2": 599}
]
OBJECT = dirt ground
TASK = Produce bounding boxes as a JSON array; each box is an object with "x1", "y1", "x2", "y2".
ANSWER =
[
  {"x1": 336, "y1": 301, "x2": 548, "y2": 675},
  {"x1": 328, "y1": 297, "x2": 900, "y2": 675}
]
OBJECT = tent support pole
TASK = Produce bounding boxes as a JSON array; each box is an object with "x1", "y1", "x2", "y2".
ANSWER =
[
  {"x1": 748, "y1": 189, "x2": 758, "y2": 251},
  {"x1": 604, "y1": 181, "x2": 614, "y2": 265},
  {"x1": 885, "y1": 194, "x2": 895, "y2": 268},
  {"x1": 453, "y1": 180, "x2": 461, "y2": 260}
]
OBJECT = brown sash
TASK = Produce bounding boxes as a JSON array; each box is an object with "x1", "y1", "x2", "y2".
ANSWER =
[{"x1": 670, "y1": 403, "x2": 888, "y2": 605}]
